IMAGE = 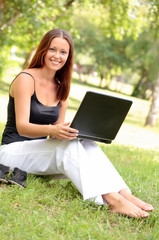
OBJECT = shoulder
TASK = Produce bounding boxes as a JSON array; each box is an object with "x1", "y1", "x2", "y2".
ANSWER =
[
  {"x1": 59, "y1": 98, "x2": 69, "y2": 111},
  {"x1": 10, "y1": 70, "x2": 35, "y2": 97},
  {"x1": 13, "y1": 68, "x2": 38, "y2": 81},
  {"x1": 61, "y1": 97, "x2": 69, "y2": 107}
]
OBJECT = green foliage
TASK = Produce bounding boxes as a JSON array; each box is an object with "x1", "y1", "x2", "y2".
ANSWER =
[
  {"x1": 127, "y1": 32, "x2": 159, "y2": 82},
  {"x1": 0, "y1": 0, "x2": 76, "y2": 77},
  {"x1": 0, "y1": 0, "x2": 159, "y2": 88},
  {"x1": 0, "y1": 0, "x2": 159, "y2": 125},
  {"x1": 70, "y1": 4, "x2": 133, "y2": 85}
]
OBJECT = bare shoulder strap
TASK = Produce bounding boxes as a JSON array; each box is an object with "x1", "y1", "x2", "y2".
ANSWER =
[
  {"x1": 20, "y1": 71, "x2": 35, "y2": 80},
  {"x1": 11, "y1": 71, "x2": 35, "y2": 90}
]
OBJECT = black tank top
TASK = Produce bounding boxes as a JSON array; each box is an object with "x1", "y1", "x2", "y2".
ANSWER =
[{"x1": 1, "y1": 72, "x2": 61, "y2": 145}]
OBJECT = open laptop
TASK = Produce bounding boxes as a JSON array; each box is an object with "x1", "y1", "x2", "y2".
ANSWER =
[{"x1": 70, "y1": 91, "x2": 132, "y2": 144}]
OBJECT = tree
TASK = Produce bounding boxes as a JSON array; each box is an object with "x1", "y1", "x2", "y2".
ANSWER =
[
  {"x1": 69, "y1": 2, "x2": 136, "y2": 88},
  {"x1": 126, "y1": 33, "x2": 155, "y2": 99},
  {"x1": 1, "y1": 0, "x2": 158, "y2": 126},
  {"x1": 144, "y1": 1, "x2": 159, "y2": 126},
  {"x1": 145, "y1": 74, "x2": 159, "y2": 126},
  {"x1": 118, "y1": 0, "x2": 159, "y2": 126},
  {"x1": 0, "y1": 0, "x2": 76, "y2": 76}
]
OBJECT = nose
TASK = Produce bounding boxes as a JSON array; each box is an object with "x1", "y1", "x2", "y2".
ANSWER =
[{"x1": 54, "y1": 51, "x2": 60, "y2": 58}]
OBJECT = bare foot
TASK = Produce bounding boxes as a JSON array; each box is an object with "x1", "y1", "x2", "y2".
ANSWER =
[
  {"x1": 102, "y1": 192, "x2": 149, "y2": 218},
  {"x1": 119, "y1": 189, "x2": 154, "y2": 212}
]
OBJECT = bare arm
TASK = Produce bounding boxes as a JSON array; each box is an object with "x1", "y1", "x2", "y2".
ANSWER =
[{"x1": 11, "y1": 73, "x2": 78, "y2": 140}]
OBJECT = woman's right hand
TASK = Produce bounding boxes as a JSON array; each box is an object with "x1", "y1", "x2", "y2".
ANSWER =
[{"x1": 50, "y1": 122, "x2": 79, "y2": 140}]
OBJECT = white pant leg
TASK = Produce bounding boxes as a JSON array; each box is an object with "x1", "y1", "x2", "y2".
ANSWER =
[
  {"x1": 77, "y1": 140, "x2": 131, "y2": 204},
  {"x1": 0, "y1": 138, "x2": 131, "y2": 205},
  {"x1": 0, "y1": 139, "x2": 63, "y2": 175}
]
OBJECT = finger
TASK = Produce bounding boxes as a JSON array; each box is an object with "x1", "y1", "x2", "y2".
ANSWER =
[
  {"x1": 66, "y1": 126, "x2": 79, "y2": 133},
  {"x1": 61, "y1": 129, "x2": 78, "y2": 139},
  {"x1": 68, "y1": 133, "x2": 78, "y2": 138},
  {"x1": 64, "y1": 131, "x2": 78, "y2": 138},
  {"x1": 62, "y1": 122, "x2": 70, "y2": 126}
]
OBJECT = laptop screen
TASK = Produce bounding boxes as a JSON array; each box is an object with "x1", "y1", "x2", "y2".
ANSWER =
[{"x1": 70, "y1": 91, "x2": 132, "y2": 143}]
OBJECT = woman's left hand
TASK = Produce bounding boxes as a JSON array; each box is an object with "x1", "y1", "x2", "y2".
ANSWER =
[{"x1": 50, "y1": 122, "x2": 79, "y2": 140}]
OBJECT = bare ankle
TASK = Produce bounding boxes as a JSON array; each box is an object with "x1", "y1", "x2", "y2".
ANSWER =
[{"x1": 102, "y1": 192, "x2": 121, "y2": 207}]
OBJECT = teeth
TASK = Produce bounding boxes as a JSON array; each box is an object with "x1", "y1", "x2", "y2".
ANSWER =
[{"x1": 51, "y1": 60, "x2": 60, "y2": 65}]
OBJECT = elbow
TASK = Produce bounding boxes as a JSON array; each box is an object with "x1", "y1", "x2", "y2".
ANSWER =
[
  {"x1": 16, "y1": 123, "x2": 28, "y2": 137},
  {"x1": 17, "y1": 129, "x2": 24, "y2": 136}
]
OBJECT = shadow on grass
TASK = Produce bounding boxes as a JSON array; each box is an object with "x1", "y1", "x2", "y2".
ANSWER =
[{"x1": 0, "y1": 81, "x2": 10, "y2": 94}]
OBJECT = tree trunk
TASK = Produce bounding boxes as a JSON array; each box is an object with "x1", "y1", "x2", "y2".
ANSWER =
[
  {"x1": 140, "y1": 78, "x2": 152, "y2": 100},
  {"x1": 131, "y1": 70, "x2": 147, "y2": 97},
  {"x1": 99, "y1": 73, "x2": 104, "y2": 87},
  {"x1": 145, "y1": 74, "x2": 159, "y2": 126},
  {"x1": 23, "y1": 48, "x2": 36, "y2": 69}
]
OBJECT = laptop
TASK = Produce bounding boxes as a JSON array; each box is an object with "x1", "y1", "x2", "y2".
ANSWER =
[{"x1": 70, "y1": 91, "x2": 132, "y2": 144}]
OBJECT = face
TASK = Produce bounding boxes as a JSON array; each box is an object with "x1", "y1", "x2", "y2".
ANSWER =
[{"x1": 44, "y1": 37, "x2": 70, "y2": 72}]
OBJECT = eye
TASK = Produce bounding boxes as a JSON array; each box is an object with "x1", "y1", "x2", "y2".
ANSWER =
[
  {"x1": 49, "y1": 48, "x2": 56, "y2": 52},
  {"x1": 61, "y1": 50, "x2": 67, "y2": 55}
]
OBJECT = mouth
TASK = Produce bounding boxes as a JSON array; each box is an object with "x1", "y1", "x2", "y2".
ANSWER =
[{"x1": 50, "y1": 60, "x2": 61, "y2": 65}]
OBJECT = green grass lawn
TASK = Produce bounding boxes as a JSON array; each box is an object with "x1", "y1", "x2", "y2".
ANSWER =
[
  {"x1": 0, "y1": 76, "x2": 159, "y2": 239},
  {"x1": 0, "y1": 144, "x2": 159, "y2": 240}
]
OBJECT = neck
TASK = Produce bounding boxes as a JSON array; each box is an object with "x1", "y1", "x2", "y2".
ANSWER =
[{"x1": 38, "y1": 66, "x2": 56, "y2": 82}]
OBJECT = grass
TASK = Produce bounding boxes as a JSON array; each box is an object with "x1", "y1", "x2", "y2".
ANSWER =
[
  {"x1": 0, "y1": 145, "x2": 159, "y2": 240},
  {"x1": 0, "y1": 74, "x2": 159, "y2": 239}
]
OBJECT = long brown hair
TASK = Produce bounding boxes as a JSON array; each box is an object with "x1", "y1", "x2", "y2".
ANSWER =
[{"x1": 28, "y1": 29, "x2": 74, "y2": 101}]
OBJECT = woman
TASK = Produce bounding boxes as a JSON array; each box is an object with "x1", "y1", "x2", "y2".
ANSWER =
[{"x1": 0, "y1": 29, "x2": 153, "y2": 218}]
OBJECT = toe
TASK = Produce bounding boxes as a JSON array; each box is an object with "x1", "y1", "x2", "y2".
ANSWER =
[
  {"x1": 140, "y1": 210, "x2": 149, "y2": 218},
  {"x1": 143, "y1": 204, "x2": 154, "y2": 212}
]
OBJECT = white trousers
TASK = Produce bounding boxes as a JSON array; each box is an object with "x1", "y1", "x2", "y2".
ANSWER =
[{"x1": 0, "y1": 138, "x2": 130, "y2": 205}]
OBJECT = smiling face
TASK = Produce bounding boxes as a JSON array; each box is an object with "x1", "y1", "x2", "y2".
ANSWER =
[{"x1": 44, "y1": 37, "x2": 70, "y2": 73}]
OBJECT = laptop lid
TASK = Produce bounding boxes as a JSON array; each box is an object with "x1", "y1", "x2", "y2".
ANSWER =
[{"x1": 70, "y1": 91, "x2": 132, "y2": 144}]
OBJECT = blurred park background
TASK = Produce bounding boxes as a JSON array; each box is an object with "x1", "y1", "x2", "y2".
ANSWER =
[
  {"x1": 0, "y1": 0, "x2": 159, "y2": 150},
  {"x1": 1, "y1": 2, "x2": 159, "y2": 239}
]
